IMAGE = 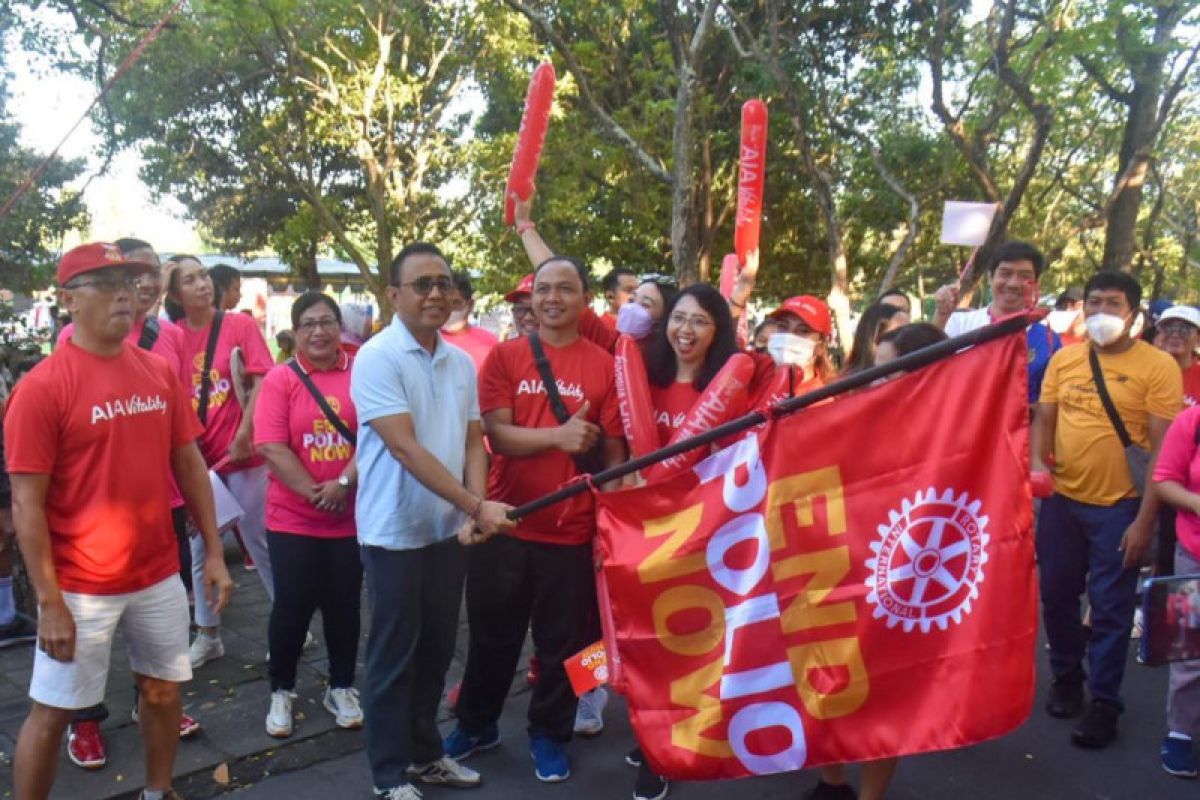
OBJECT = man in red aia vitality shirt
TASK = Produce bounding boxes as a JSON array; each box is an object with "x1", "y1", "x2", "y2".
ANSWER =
[
  {"x1": 5, "y1": 243, "x2": 233, "y2": 800},
  {"x1": 445, "y1": 256, "x2": 627, "y2": 783}
]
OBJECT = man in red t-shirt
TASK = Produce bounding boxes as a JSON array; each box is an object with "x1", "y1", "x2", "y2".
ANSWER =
[
  {"x1": 445, "y1": 256, "x2": 627, "y2": 783},
  {"x1": 443, "y1": 270, "x2": 499, "y2": 372},
  {"x1": 599, "y1": 267, "x2": 639, "y2": 331},
  {"x1": 5, "y1": 243, "x2": 233, "y2": 800},
  {"x1": 504, "y1": 273, "x2": 539, "y2": 339}
]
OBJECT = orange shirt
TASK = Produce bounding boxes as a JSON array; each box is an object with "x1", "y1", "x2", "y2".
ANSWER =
[{"x1": 4, "y1": 342, "x2": 202, "y2": 594}]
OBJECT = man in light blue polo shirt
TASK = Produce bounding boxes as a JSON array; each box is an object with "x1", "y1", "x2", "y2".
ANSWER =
[{"x1": 351, "y1": 242, "x2": 513, "y2": 800}]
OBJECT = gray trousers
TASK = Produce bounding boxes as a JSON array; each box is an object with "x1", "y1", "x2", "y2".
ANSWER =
[
  {"x1": 362, "y1": 538, "x2": 468, "y2": 789},
  {"x1": 1168, "y1": 545, "x2": 1200, "y2": 736}
]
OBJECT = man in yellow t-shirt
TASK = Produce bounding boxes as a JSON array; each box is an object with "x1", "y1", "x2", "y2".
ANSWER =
[{"x1": 1032, "y1": 271, "x2": 1182, "y2": 750}]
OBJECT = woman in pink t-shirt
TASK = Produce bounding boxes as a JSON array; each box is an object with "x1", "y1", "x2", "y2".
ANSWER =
[
  {"x1": 163, "y1": 256, "x2": 276, "y2": 669},
  {"x1": 253, "y1": 292, "x2": 362, "y2": 737},
  {"x1": 1150, "y1": 405, "x2": 1200, "y2": 777}
]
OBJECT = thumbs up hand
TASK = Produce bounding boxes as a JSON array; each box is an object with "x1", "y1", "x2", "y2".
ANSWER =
[{"x1": 556, "y1": 399, "x2": 601, "y2": 454}]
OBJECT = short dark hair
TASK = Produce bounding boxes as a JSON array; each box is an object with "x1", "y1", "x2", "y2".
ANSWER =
[
  {"x1": 451, "y1": 270, "x2": 474, "y2": 302},
  {"x1": 1084, "y1": 271, "x2": 1142, "y2": 310},
  {"x1": 275, "y1": 329, "x2": 295, "y2": 349},
  {"x1": 534, "y1": 256, "x2": 590, "y2": 292},
  {"x1": 989, "y1": 240, "x2": 1045, "y2": 278},
  {"x1": 878, "y1": 322, "x2": 948, "y2": 357},
  {"x1": 291, "y1": 291, "x2": 341, "y2": 329},
  {"x1": 389, "y1": 242, "x2": 448, "y2": 286},
  {"x1": 114, "y1": 237, "x2": 153, "y2": 255},
  {"x1": 603, "y1": 267, "x2": 637, "y2": 294},
  {"x1": 878, "y1": 287, "x2": 908, "y2": 304}
]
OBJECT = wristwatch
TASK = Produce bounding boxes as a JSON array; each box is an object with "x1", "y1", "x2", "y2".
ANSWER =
[{"x1": 337, "y1": 475, "x2": 352, "y2": 489}]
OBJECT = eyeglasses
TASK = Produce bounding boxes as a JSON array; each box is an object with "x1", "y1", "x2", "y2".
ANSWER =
[
  {"x1": 668, "y1": 312, "x2": 714, "y2": 330},
  {"x1": 397, "y1": 277, "x2": 453, "y2": 296},
  {"x1": 641, "y1": 273, "x2": 679, "y2": 289},
  {"x1": 65, "y1": 273, "x2": 141, "y2": 293},
  {"x1": 1159, "y1": 321, "x2": 1196, "y2": 336},
  {"x1": 512, "y1": 304, "x2": 535, "y2": 318},
  {"x1": 297, "y1": 317, "x2": 340, "y2": 333}
]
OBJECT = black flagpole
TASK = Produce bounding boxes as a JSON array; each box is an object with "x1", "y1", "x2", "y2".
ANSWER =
[{"x1": 507, "y1": 310, "x2": 1037, "y2": 520}]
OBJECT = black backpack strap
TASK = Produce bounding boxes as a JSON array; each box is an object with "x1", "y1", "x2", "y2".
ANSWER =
[
  {"x1": 1088, "y1": 347, "x2": 1133, "y2": 449},
  {"x1": 196, "y1": 311, "x2": 224, "y2": 427},
  {"x1": 529, "y1": 333, "x2": 572, "y2": 424},
  {"x1": 287, "y1": 359, "x2": 356, "y2": 446},
  {"x1": 137, "y1": 316, "x2": 160, "y2": 351}
]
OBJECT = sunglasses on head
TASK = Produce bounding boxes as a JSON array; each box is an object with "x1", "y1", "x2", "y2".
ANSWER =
[{"x1": 641, "y1": 273, "x2": 678, "y2": 289}]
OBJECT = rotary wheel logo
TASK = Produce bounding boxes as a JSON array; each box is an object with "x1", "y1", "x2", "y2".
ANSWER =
[{"x1": 865, "y1": 488, "x2": 989, "y2": 633}]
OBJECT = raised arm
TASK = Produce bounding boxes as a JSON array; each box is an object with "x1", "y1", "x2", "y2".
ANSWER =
[{"x1": 512, "y1": 190, "x2": 555, "y2": 268}]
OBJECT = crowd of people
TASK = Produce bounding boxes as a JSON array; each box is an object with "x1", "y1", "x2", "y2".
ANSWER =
[{"x1": 0, "y1": 193, "x2": 1198, "y2": 800}]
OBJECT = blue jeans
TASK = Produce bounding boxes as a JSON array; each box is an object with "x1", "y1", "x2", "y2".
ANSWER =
[{"x1": 1036, "y1": 493, "x2": 1141, "y2": 710}]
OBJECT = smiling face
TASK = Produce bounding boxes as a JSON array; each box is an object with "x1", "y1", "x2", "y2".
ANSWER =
[
  {"x1": 667, "y1": 294, "x2": 717, "y2": 368},
  {"x1": 509, "y1": 295, "x2": 539, "y2": 337},
  {"x1": 295, "y1": 299, "x2": 341, "y2": 364},
  {"x1": 171, "y1": 258, "x2": 213, "y2": 313},
  {"x1": 1157, "y1": 318, "x2": 1199, "y2": 360},
  {"x1": 61, "y1": 265, "x2": 141, "y2": 343},
  {"x1": 387, "y1": 252, "x2": 453, "y2": 334},
  {"x1": 532, "y1": 260, "x2": 586, "y2": 332},
  {"x1": 989, "y1": 258, "x2": 1038, "y2": 315}
]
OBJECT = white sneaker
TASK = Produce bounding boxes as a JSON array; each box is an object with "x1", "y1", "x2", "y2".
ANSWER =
[
  {"x1": 406, "y1": 755, "x2": 482, "y2": 787},
  {"x1": 189, "y1": 633, "x2": 224, "y2": 668},
  {"x1": 323, "y1": 686, "x2": 364, "y2": 729},
  {"x1": 573, "y1": 686, "x2": 608, "y2": 736},
  {"x1": 374, "y1": 785, "x2": 424, "y2": 800},
  {"x1": 265, "y1": 690, "x2": 295, "y2": 738}
]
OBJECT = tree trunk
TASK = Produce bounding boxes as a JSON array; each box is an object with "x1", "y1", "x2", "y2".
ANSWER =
[
  {"x1": 1101, "y1": 82, "x2": 1161, "y2": 272},
  {"x1": 671, "y1": 62, "x2": 700, "y2": 286}
]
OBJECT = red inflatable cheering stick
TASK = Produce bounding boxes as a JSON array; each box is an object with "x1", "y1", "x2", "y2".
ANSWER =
[
  {"x1": 644, "y1": 354, "x2": 756, "y2": 482},
  {"x1": 614, "y1": 335, "x2": 658, "y2": 459},
  {"x1": 734, "y1": 99, "x2": 768, "y2": 265},
  {"x1": 505, "y1": 62, "x2": 556, "y2": 226}
]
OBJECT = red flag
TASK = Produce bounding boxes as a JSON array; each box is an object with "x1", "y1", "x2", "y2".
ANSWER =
[{"x1": 594, "y1": 331, "x2": 1035, "y2": 780}]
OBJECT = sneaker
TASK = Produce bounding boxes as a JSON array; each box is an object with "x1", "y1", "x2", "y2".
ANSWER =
[
  {"x1": 625, "y1": 747, "x2": 644, "y2": 768},
  {"x1": 530, "y1": 735, "x2": 570, "y2": 783},
  {"x1": 803, "y1": 781, "x2": 857, "y2": 800},
  {"x1": 189, "y1": 633, "x2": 224, "y2": 669},
  {"x1": 407, "y1": 755, "x2": 482, "y2": 787},
  {"x1": 67, "y1": 720, "x2": 107, "y2": 769},
  {"x1": 374, "y1": 786, "x2": 423, "y2": 800},
  {"x1": 0, "y1": 612, "x2": 37, "y2": 648},
  {"x1": 574, "y1": 686, "x2": 608, "y2": 736},
  {"x1": 1045, "y1": 680, "x2": 1084, "y2": 719},
  {"x1": 1131, "y1": 607, "x2": 1144, "y2": 639},
  {"x1": 131, "y1": 706, "x2": 201, "y2": 739},
  {"x1": 265, "y1": 690, "x2": 295, "y2": 738},
  {"x1": 1071, "y1": 700, "x2": 1120, "y2": 749},
  {"x1": 323, "y1": 686, "x2": 364, "y2": 729},
  {"x1": 634, "y1": 763, "x2": 669, "y2": 800},
  {"x1": 1161, "y1": 735, "x2": 1198, "y2": 778},
  {"x1": 443, "y1": 725, "x2": 501, "y2": 761}
]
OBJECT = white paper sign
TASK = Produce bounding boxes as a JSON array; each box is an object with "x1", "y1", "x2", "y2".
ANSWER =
[
  {"x1": 941, "y1": 201, "x2": 1000, "y2": 246},
  {"x1": 210, "y1": 470, "x2": 245, "y2": 533}
]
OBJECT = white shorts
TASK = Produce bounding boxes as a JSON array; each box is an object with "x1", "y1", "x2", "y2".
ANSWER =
[{"x1": 29, "y1": 575, "x2": 192, "y2": 710}]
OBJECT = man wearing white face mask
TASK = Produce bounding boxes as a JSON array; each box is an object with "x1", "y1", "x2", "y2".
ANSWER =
[
  {"x1": 1032, "y1": 270, "x2": 1182, "y2": 750},
  {"x1": 442, "y1": 271, "x2": 498, "y2": 374}
]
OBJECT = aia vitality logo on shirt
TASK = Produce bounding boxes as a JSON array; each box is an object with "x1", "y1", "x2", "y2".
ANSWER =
[
  {"x1": 90, "y1": 394, "x2": 168, "y2": 425},
  {"x1": 516, "y1": 378, "x2": 585, "y2": 402}
]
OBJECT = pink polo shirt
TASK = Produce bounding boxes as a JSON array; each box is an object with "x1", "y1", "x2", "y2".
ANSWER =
[
  {"x1": 253, "y1": 350, "x2": 357, "y2": 538},
  {"x1": 1153, "y1": 405, "x2": 1200, "y2": 559}
]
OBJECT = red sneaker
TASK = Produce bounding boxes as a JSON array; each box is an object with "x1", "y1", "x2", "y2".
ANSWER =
[
  {"x1": 526, "y1": 655, "x2": 539, "y2": 687},
  {"x1": 67, "y1": 720, "x2": 107, "y2": 769},
  {"x1": 179, "y1": 712, "x2": 201, "y2": 739}
]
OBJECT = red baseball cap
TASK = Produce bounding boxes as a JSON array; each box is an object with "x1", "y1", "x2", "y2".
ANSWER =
[
  {"x1": 767, "y1": 295, "x2": 832, "y2": 336},
  {"x1": 504, "y1": 273, "x2": 534, "y2": 303},
  {"x1": 57, "y1": 242, "x2": 156, "y2": 287}
]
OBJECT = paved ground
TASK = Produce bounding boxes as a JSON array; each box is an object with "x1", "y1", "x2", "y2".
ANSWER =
[{"x1": 0, "y1": 550, "x2": 1195, "y2": 799}]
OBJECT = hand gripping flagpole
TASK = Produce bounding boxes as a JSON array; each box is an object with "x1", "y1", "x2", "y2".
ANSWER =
[{"x1": 508, "y1": 310, "x2": 1043, "y2": 520}]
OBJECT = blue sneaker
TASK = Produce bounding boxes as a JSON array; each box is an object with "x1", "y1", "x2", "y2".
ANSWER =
[
  {"x1": 1161, "y1": 735, "x2": 1198, "y2": 778},
  {"x1": 530, "y1": 735, "x2": 570, "y2": 782},
  {"x1": 442, "y1": 725, "x2": 500, "y2": 761}
]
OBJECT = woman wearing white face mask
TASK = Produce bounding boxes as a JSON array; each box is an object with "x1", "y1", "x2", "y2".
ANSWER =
[{"x1": 763, "y1": 295, "x2": 837, "y2": 394}]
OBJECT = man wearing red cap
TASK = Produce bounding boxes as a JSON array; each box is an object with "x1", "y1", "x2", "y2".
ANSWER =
[
  {"x1": 5, "y1": 243, "x2": 234, "y2": 800},
  {"x1": 505, "y1": 273, "x2": 539, "y2": 339}
]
